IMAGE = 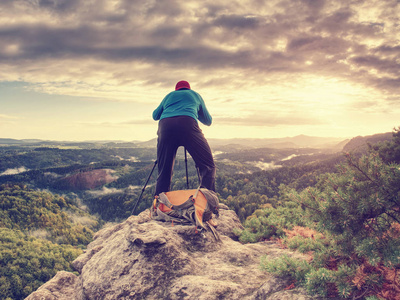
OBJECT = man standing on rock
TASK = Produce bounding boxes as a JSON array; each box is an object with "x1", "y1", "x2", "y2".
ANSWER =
[{"x1": 152, "y1": 80, "x2": 216, "y2": 195}]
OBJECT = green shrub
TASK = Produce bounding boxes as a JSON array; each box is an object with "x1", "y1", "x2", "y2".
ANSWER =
[
  {"x1": 305, "y1": 268, "x2": 335, "y2": 297},
  {"x1": 237, "y1": 215, "x2": 284, "y2": 243},
  {"x1": 261, "y1": 254, "x2": 313, "y2": 285},
  {"x1": 291, "y1": 152, "x2": 400, "y2": 267},
  {"x1": 284, "y1": 235, "x2": 326, "y2": 253},
  {"x1": 236, "y1": 204, "x2": 309, "y2": 243}
]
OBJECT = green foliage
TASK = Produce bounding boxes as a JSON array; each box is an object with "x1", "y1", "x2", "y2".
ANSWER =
[
  {"x1": 264, "y1": 255, "x2": 356, "y2": 298},
  {"x1": 0, "y1": 228, "x2": 82, "y2": 300},
  {"x1": 304, "y1": 268, "x2": 336, "y2": 297},
  {"x1": 105, "y1": 162, "x2": 157, "y2": 189},
  {"x1": 0, "y1": 143, "x2": 342, "y2": 221},
  {"x1": 279, "y1": 151, "x2": 400, "y2": 298},
  {"x1": 86, "y1": 189, "x2": 154, "y2": 221},
  {"x1": 0, "y1": 184, "x2": 96, "y2": 246},
  {"x1": 222, "y1": 192, "x2": 277, "y2": 222},
  {"x1": 2, "y1": 130, "x2": 399, "y2": 299},
  {"x1": 292, "y1": 152, "x2": 400, "y2": 266},
  {"x1": 217, "y1": 155, "x2": 343, "y2": 221},
  {"x1": 284, "y1": 235, "x2": 328, "y2": 254},
  {"x1": 235, "y1": 187, "x2": 312, "y2": 242},
  {"x1": 371, "y1": 126, "x2": 400, "y2": 164},
  {"x1": 0, "y1": 147, "x2": 155, "y2": 174},
  {"x1": 237, "y1": 216, "x2": 282, "y2": 243},
  {"x1": 0, "y1": 184, "x2": 96, "y2": 299},
  {"x1": 303, "y1": 265, "x2": 355, "y2": 298},
  {"x1": 261, "y1": 254, "x2": 313, "y2": 285},
  {"x1": 241, "y1": 129, "x2": 400, "y2": 299}
]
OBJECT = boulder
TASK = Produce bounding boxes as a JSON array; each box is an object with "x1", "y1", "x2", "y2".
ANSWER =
[{"x1": 26, "y1": 206, "x2": 323, "y2": 300}]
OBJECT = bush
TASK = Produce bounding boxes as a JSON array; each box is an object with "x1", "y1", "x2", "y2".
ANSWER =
[
  {"x1": 261, "y1": 254, "x2": 313, "y2": 285},
  {"x1": 285, "y1": 151, "x2": 400, "y2": 298},
  {"x1": 236, "y1": 204, "x2": 308, "y2": 243},
  {"x1": 292, "y1": 152, "x2": 400, "y2": 267}
]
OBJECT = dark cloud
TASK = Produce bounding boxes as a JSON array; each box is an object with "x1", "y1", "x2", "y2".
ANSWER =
[
  {"x1": 37, "y1": 0, "x2": 80, "y2": 11},
  {"x1": 213, "y1": 14, "x2": 261, "y2": 29},
  {"x1": 150, "y1": 26, "x2": 182, "y2": 40},
  {"x1": 0, "y1": 0, "x2": 398, "y2": 94},
  {"x1": 287, "y1": 36, "x2": 340, "y2": 53},
  {"x1": 351, "y1": 55, "x2": 399, "y2": 75},
  {"x1": 317, "y1": 8, "x2": 354, "y2": 30},
  {"x1": 0, "y1": 23, "x2": 254, "y2": 69},
  {"x1": 375, "y1": 45, "x2": 400, "y2": 54},
  {"x1": 372, "y1": 77, "x2": 400, "y2": 91}
]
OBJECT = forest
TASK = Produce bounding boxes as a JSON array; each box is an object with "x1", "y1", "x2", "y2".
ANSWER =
[
  {"x1": 0, "y1": 183, "x2": 98, "y2": 299},
  {"x1": 0, "y1": 129, "x2": 398, "y2": 299}
]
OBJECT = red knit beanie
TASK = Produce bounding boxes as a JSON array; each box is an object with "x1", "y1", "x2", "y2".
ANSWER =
[{"x1": 175, "y1": 80, "x2": 191, "y2": 90}]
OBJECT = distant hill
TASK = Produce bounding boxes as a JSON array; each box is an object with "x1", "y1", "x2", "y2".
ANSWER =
[
  {"x1": 0, "y1": 138, "x2": 25, "y2": 144},
  {"x1": 5, "y1": 134, "x2": 389, "y2": 151},
  {"x1": 0, "y1": 138, "x2": 51, "y2": 145},
  {"x1": 133, "y1": 135, "x2": 347, "y2": 150},
  {"x1": 334, "y1": 139, "x2": 351, "y2": 151},
  {"x1": 135, "y1": 138, "x2": 157, "y2": 148},
  {"x1": 208, "y1": 135, "x2": 346, "y2": 149},
  {"x1": 342, "y1": 132, "x2": 393, "y2": 153}
]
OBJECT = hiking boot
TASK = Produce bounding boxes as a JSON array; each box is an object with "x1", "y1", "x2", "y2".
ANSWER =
[{"x1": 208, "y1": 218, "x2": 218, "y2": 228}]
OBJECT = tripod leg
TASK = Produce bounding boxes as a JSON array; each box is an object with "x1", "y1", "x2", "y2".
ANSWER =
[
  {"x1": 184, "y1": 147, "x2": 189, "y2": 189},
  {"x1": 196, "y1": 165, "x2": 201, "y2": 185},
  {"x1": 131, "y1": 160, "x2": 157, "y2": 215}
]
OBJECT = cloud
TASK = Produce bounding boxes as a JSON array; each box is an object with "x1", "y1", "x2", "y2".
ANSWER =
[
  {"x1": 216, "y1": 113, "x2": 325, "y2": 127},
  {"x1": 0, "y1": 0, "x2": 398, "y2": 100},
  {"x1": 87, "y1": 185, "x2": 140, "y2": 197},
  {"x1": 350, "y1": 55, "x2": 399, "y2": 76},
  {"x1": 79, "y1": 118, "x2": 154, "y2": 128},
  {"x1": 0, "y1": 114, "x2": 18, "y2": 120},
  {"x1": 0, "y1": 114, "x2": 19, "y2": 125},
  {"x1": 213, "y1": 14, "x2": 261, "y2": 29},
  {"x1": 1, "y1": 167, "x2": 29, "y2": 176}
]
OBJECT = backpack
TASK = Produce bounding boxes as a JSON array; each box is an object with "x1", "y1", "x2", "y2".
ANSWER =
[{"x1": 150, "y1": 187, "x2": 220, "y2": 240}]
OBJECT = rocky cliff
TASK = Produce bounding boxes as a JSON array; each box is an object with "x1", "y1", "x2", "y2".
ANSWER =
[{"x1": 26, "y1": 205, "x2": 322, "y2": 300}]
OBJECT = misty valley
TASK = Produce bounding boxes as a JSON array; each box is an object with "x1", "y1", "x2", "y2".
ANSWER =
[{"x1": 0, "y1": 137, "x2": 343, "y2": 221}]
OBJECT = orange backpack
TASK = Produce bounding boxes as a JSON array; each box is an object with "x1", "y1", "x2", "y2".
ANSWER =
[{"x1": 150, "y1": 187, "x2": 220, "y2": 239}]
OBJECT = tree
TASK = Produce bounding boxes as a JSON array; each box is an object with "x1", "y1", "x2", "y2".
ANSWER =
[
  {"x1": 288, "y1": 152, "x2": 400, "y2": 298},
  {"x1": 0, "y1": 228, "x2": 82, "y2": 300},
  {"x1": 293, "y1": 152, "x2": 400, "y2": 265},
  {"x1": 372, "y1": 126, "x2": 400, "y2": 164}
]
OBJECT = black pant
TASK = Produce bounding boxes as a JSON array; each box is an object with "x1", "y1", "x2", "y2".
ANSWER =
[{"x1": 155, "y1": 116, "x2": 216, "y2": 195}]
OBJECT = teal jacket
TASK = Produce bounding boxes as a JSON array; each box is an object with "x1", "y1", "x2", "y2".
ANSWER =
[{"x1": 152, "y1": 89, "x2": 212, "y2": 126}]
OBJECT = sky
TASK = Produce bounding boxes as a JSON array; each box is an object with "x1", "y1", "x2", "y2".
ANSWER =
[{"x1": 0, "y1": 0, "x2": 399, "y2": 142}]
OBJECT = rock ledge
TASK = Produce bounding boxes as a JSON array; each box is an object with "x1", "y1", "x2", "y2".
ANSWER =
[{"x1": 27, "y1": 206, "x2": 322, "y2": 300}]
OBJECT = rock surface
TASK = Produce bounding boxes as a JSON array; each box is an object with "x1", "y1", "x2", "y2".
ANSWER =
[{"x1": 27, "y1": 205, "x2": 323, "y2": 300}]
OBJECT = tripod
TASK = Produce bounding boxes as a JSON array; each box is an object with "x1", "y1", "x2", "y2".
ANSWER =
[{"x1": 131, "y1": 147, "x2": 200, "y2": 215}]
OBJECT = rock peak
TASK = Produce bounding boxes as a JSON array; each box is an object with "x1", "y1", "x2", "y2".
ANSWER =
[{"x1": 27, "y1": 205, "x2": 320, "y2": 300}]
